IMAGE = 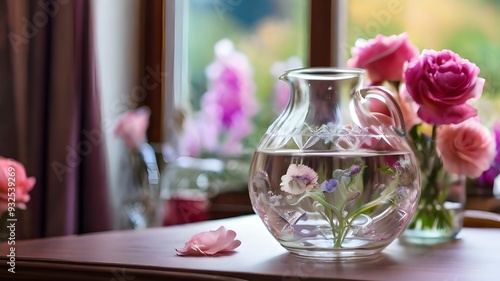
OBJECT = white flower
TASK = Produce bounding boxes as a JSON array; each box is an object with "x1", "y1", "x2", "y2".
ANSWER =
[{"x1": 280, "y1": 164, "x2": 318, "y2": 195}]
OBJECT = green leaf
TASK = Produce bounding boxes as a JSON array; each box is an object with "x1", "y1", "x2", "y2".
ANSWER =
[
  {"x1": 306, "y1": 189, "x2": 343, "y2": 220},
  {"x1": 409, "y1": 124, "x2": 423, "y2": 144},
  {"x1": 346, "y1": 173, "x2": 399, "y2": 222}
]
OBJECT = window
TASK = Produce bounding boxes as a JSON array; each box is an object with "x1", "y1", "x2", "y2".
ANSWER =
[
  {"x1": 163, "y1": 0, "x2": 310, "y2": 159},
  {"x1": 156, "y1": 0, "x2": 500, "y2": 222},
  {"x1": 159, "y1": 1, "x2": 324, "y2": 222}
]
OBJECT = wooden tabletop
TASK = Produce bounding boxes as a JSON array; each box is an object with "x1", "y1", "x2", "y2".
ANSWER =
[{"x1": 1, "y1": 214, "x2": 499, "y2": 281}]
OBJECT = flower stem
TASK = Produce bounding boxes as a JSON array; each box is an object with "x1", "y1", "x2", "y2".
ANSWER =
[
  {"x1": 408, "y1": 126, "x2": 457, "y2": 233},
  {"x1": 334, "y1": 217, "x2": 346, "y2": 248}
]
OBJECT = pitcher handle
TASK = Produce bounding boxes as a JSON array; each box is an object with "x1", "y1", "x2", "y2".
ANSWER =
[{"x1": 359, "y1": 86, "x2": 406, "y2": 137}]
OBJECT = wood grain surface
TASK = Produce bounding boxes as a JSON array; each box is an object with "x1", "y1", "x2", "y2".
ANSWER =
[{"x1": 1, "y1": 214, "x2": 499, "y2": 281}]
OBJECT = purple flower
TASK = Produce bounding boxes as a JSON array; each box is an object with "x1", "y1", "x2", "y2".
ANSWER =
[
  {"x1": 478, "y1": 122, "x2": 500, "y2": 186},
  {"x1": 320, "y1": 179, "x2": 338, "y2": 193},
  {"x1": 350, "y1": 165, "x2": 362, "y2": 175},
  {"x1": 203, "y1": 39, "x2": 259, "y2": 127}
]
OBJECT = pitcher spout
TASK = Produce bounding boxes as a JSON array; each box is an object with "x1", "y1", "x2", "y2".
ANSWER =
[{"x1": 278, "y1": 68, "x2": 297, "y2": 83}]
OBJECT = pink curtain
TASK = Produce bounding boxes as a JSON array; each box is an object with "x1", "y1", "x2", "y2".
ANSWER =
[{"x1": 0, "y1": 0, "x2": 111, "y2": 238}]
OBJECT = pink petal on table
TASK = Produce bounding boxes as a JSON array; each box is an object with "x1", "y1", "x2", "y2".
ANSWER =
[{"x1": 175, "y1": 226, "x2": 241, "y2": 256}]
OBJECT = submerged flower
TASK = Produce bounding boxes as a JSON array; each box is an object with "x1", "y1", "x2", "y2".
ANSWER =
[
  {"x1": 320, "y1": 179, "x2": 338, "y2": 193},
  {"x1": 251, "y1": 170, "x2": 271, "y2": 193},
  {"x1": 349, "y1": 165, "x2": 362, "y2": 175},
  {"x1": 280, "y1": 164, "x2": 318, "y2": 195},
  {"x1": 175, "y1": 226, "x2": 241, "y2": 256},
  {"x1": 404, "y1": 49, "x2": 484, "y2": 125}
]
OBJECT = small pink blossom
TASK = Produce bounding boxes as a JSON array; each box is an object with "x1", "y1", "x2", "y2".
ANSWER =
[
  {"x1": 437, "y1": 118, "x2": 496, "y2": 178},
  {"x1": 280, "y1": 164, "x2": 318, "y2": 195},
  {"x1": 0, "y1": 157, "x2": 36, "y2": 214},
  {"x1": 175, "y1": 226, "x2": 241, "y2": 256},
  {"x1": 347, "y1": 33, "x2": 419, "y2": 85},
  {"x1": 114, "y1": 107, "x2": 150, "y2": 149},
  {"x1": 404, "y1": 49, "x2": 484, "y2": 125}
]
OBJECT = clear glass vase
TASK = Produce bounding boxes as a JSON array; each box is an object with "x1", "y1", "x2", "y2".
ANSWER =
[
  {"x1": 248, "y1": 68, "x2": 421, "y2": 260},
  {"x1": 401, "y1": 168, "x2": 466, "y2": 245},
  {"x1": 122, "y1": 143, "x2": 162, "y2": 229}
]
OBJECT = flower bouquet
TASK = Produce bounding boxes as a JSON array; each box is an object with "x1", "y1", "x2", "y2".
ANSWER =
[{"x1": 347, "y1": 33, "x2": 496, "y2": 244}]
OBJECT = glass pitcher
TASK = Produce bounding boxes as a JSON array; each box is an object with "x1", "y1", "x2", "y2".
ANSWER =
[{"x1": 248, "y1": 67, "x2": 421, "y2": 260}]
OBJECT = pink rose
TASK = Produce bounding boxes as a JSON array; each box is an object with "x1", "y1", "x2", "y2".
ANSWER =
[
  {"x1": 0, "y1": 157, "x2": 36, "y2": 214},
  {"x1": 404, "y1": 49, "x2": 485, "y2": 125},
  {"x1": 347, "y1": 33, "x2": 419, "y2": 85},
  {"x1": 437, "y1": 118, "x2": 496, "y2": 178},
  {"x1": 113, "y1": 107, "x2": 150, "y2": 149},
  {"x1": 175, "y1": 226, "x2": 241, "y2": 256}
]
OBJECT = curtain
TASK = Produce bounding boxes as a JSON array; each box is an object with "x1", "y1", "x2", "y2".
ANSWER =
[{"x1": 0, "y1": 0, "x2": 111, "y2": 239}]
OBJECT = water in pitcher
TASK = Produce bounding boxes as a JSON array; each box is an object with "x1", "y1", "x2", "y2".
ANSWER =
[{"x1": 249, "y1": 149, "x2": 420, "y2": 256}]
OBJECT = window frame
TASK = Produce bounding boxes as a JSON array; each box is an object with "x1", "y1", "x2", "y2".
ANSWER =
[{"x1": 157, "y1": 0, "x2": 345, "y2": 152}]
